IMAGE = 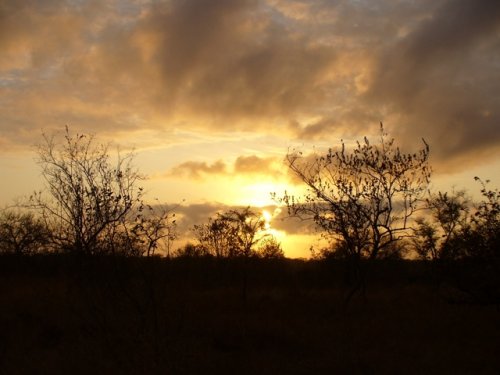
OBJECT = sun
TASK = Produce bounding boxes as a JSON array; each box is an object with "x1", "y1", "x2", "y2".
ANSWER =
[
  {"x1": 239, "y1": 181, "x2": 289, "y2": 207},
  {"x1": 259, "y1": 208, "x2": 286, "y2": 241},
  {"x1": 262, "y1": 209, "x2": 272, "y2": 230}
]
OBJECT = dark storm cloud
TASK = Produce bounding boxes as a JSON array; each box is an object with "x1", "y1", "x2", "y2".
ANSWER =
[
  {"x1": 366, "y1": 0, "x2": 500, "y2": 167},
  {"x1": 400, "y1": 0, "x2": 500, "y2": 67}
]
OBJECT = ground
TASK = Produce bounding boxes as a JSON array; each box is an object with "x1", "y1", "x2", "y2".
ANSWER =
[{"x1": 0, "y1": 255, "x2": 498, "y2": 374}]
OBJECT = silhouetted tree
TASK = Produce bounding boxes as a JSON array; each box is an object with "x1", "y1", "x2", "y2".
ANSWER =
[
  {"x1": 193, "y1": 215, "x2": 236, "y2": 258},
  {"x1": 470, "y1": 177, "x2": 500, "y2": 259},
  {"x1": 280, "y1": 124, "x2": 431, "y2": 260},
  {"x1": 414, "y1": 179, "x2": 500, "y2": 304},
  {"x1": 129, "y1": 201, "x2": 177, "y2": 257},
  {"x1": 279, "y1": 124, "x2": 431, "y2": 301},
  {"x1": 257, "y1": 236, "x2": 285, "y2": 259},
  {"x1": 413, "y1": 190, "x2": 470, "y2": 260},
  {"x1": 222, "y1": 207, "x2": 267, "y2": 258},
  {"x1": 173, "y1": 242, "x2": 210, "y2": 258},
  {"x1": 96, "y1": 202, "x2": 177, "y2": 257},
  {"x1": 412, "y1": 218, "x2": 440, "y2": 260},
  {"x1": 194, "y1": 207, "x2": 267, "y2": 258},
  {"x1": 414, "y1": 180, "x2": 499, "y2": 261},
  {"x1": 193, "y1": 207, "x2": 271, "y2": 302},
  {"x1": 28, "y1": 127, "x2": 175, "y2": 255},
  {"x1": 0, "y1": 210, "x2": 50, "y2": 254}
]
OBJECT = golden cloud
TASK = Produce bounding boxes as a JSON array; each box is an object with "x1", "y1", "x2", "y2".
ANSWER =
[
  {"x1": 0, "y1": 0, "x2": 499, "y2": 171},
  {"x1": 168, "y1": 154, "x2": 283, "y2": 180}
]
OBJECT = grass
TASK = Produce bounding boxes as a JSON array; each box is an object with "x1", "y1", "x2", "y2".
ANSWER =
[{"x1": 0, "y1": 255, "x2": 498, "y2": 374}]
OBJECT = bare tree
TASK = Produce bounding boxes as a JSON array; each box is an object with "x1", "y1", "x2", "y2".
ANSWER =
[
  {"x1": 130, "y1": 201, "x2": 178, "y2": 257},
  {"x1": 28, "y1": 127, "x2": 175, "y2": 256}
]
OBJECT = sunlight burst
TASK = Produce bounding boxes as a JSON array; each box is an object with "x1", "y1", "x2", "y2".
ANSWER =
[
  {"x1": 241, "y1": 181, "x2": 288, "y2": 207},
  {"x1": 259, "y1": 208, "x2": 286, "y2": 242},
  {"x1": 262, "y1": 209, "x2": 272, "y2": 229}
]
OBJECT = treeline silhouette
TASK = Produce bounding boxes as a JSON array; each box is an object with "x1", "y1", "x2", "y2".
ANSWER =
[
  {"x1": 1, "y1": 125, "x2": 498, "y2": 264},
  {"x1": 0, "y1": 126, "x2": 498, "y2": 304},
  {"x1": 0, "y1": 126, "x2": 499, "y2": 374}
]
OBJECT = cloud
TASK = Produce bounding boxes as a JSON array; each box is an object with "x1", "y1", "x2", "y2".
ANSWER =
[
  {"x1": 234, "y1": 155, "x2": 280, "y2": 175},
  {"x1": 0, "y1": 0, "x2": 499, "y2": 175},
  {"x1": 174, "y1": 202, "x2": 229, "y2": 236},
  {"x1": 270, "y1": 206, "x2": 317, "y2": 236},
  {"x1": 293, "y1": 109, "x2": 382, "y2": 141},
  {"x1": 169, "y1": 160, "x2": 227, "y2": 180},
  {"x1": 145, "y1": 0, "x2": 336, "y2": 123},
  {"x1": 0, "y1": 0, "x2": 338, "y2": 146},
  {"x1": 365, "y1": 0, "x2": 500, "y2": 167},
  {"x1": 168, "y1": 154, "x2": 282, "y2": 180},
  {"x1": 173, "y1": 201, "x2": 313, "y2": 239},
  {"x1": 0, "y1": 0, "x2": 150, "y2": 145}
]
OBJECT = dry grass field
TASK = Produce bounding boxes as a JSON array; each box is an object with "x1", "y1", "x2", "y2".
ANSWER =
[{"x1": 0, "y1": 255, "x2": 498, "y2": 374}]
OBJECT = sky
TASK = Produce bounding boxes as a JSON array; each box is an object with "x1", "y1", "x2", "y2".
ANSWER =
[{"x1": 1, "y1": 0, "x2": 500, "y2": 257}]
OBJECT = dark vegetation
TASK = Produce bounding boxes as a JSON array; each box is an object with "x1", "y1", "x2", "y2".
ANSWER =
[
  {"x1": 1, "y1": 255, "x2": 499, "y2": 374},
  {"x1": 0, "y1": 126, "x2": 499, "y2": 373}
]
